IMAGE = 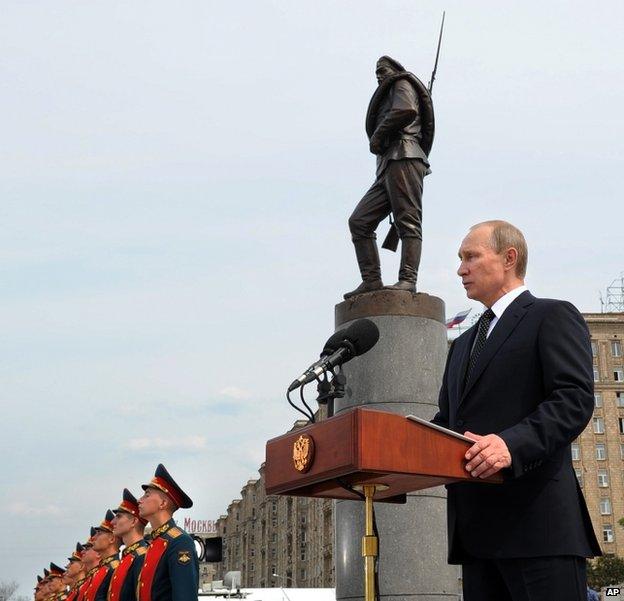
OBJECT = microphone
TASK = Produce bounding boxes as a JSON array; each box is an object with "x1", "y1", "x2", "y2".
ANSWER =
[
  {"x1": 288, "y1": 319, "x2": 380, "y2": 392},
  {"x1": 288, "y1": 329, "x2": 349, "y2": 392}
]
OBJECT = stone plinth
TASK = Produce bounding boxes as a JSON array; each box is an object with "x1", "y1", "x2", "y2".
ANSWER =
[{"x1": 334, "y1": 290, "x2": 460, "y2": 601}]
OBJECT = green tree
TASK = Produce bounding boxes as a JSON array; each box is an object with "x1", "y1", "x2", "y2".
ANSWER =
[{"x1": 587, "y1": 556, "x2": 624, "y2": 589}]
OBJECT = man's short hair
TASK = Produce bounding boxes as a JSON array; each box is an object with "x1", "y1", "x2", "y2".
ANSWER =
[{"x1": 471, "y1": 220, "x2": 528, "y2": 278}]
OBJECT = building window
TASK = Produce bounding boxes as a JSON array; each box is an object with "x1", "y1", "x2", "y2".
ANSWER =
[
  {"x1": 619, "y1": 418, "x2": 624, "y2": 435},
  {"x1": 620, "y1": 444, "x2": 624, "y2": 460},
  {"x1": 591, "y1": 341, "x2": 598, "y2": 357},
  {"x1": 615, "y1": 369, "x2": 624, "y2": 382},
  {"x1": 598, "y1": 470, "x2": 609, "y2": 487},
  {"x1": 271, "y1": 533, "x2": 277, "y2": 542},
  {"x1": 300, "y1": 569, "x2": 306, "y2": 580},
  {"x1": 593, "y1": 367, "x2": 600, "y2": 382},
  {"x1": 271, "y1": 548, "x2": 276, "y2": 558},
  {"x1": 593, "y1": 417, "x2": 605, "y2": 434},
  {"x1": 612, "y1": 340, "x2": 622, "y2": 357},
  {"x1": 575, "y1": 468, "x2": 583, "y2": 487},
  {"x1": 616, "y1": 392, "x2": 624, "y2": 407},
  {"x1": 301, "y1": 515, "x2": 307, "y2": 524},
  {"x1": 603, "y1": 524, "x2": 614, "y2": 543},
  {"x1": 250, "y1": 549, "x2": 255, "y2": 557},
  {"x1": 594, "y1": 393, "x2": 603, "y2": 408},
  {"x1": 600, "y1": 498, "x2": 612, "y2": 515},
  {"x1": 571, "y1": 443, "x2": 580, "y2": 461},
  {"x1": 596, "y1": 443, "x2": 607, "y2": 460},
  {"x1": 301, "y1": 550, "x2": 306, "y2": 561}
]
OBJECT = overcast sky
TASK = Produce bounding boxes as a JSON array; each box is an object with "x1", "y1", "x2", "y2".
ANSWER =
[{"x1": 2, "y1": 0, "x2": 623, "y2": 592}]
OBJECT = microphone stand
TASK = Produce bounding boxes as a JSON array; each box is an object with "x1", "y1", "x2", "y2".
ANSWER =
[{"x1": 315, "y1": 368, "x2": 346, "y2": 419}]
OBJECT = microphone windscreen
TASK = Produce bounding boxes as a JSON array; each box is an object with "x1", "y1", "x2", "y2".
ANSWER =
[
  {"x1": 344, "y1": 318, "x2": 380, "y2": 356},
  {"x1": 321, "y1": 328, "x2": 349, "y2": 356}
]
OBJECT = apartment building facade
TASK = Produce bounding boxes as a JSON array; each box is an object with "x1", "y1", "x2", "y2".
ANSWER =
[{"x1": 575, "y1": 312, "x2": 624, "y2": 556}]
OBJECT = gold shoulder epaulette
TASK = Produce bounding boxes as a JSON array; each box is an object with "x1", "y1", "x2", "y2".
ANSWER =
[
  {"x1": 110, "y1": 559, "x2": 120, "y2": 569},
  {"x1": 167, "y1": 527, "x2": 182, "y2": 539},
  {"x1": 136, "y1": 546, "x2": 147, "y2": 556}
]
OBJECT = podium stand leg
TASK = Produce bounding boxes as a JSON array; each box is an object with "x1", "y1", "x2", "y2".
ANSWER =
[{"x1": 362, "y1": 485, "x2": 378, "y2": 601}]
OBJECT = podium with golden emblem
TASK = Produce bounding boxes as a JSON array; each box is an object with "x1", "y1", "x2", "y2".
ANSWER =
[{"x1": 265, "y1": 407, "x2": 502, "y2": 601}]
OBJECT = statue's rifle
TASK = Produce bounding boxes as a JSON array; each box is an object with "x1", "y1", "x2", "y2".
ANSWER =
[{"x1": 428, "y1": 11, "x2": 445, "y2": 94}]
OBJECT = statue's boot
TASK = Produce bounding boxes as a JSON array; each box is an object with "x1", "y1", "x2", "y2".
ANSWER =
[
  {"x1": 386, "y1": 237, "x2": 421, "y2": 293},
  {"x1": 343, "y1": 239, "x2": 383, "y2": 299}
]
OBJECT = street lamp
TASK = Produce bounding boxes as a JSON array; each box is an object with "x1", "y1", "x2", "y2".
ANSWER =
[{"x1": 272, "y1": 573, "x2": 294, "y2": 585}]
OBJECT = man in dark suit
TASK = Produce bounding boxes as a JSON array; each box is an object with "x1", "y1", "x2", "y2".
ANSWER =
[{"x1": 432, "y1": 220, "x2": 601, "y2": 601}]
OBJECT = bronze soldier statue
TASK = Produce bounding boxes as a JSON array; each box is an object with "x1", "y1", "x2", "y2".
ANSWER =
[{"x1": 344, "y1": 56, "x2": 434, "y2": 298}]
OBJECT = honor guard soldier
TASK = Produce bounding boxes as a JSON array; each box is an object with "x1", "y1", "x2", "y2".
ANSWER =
[
  {"x1": 34, "y1": 575, "x2": 46, "y2": 601},
  {"x1": 77, "y1": 531, "x2": 99, "y2": 601},
  {"x1": 38, "y1": 570, "x2": 51, "y2": 601},
  {"x1": 35, "y1": 574, "x2": 43, "y2": 601},
  {"x1": 108, "y1": 489, "x2": 149, "y2": 601},
  {"x1": 64, "y1": 544, "x2": 87, "y2": 601},
  {"x1": 47, "y1": 563, "x2": 67, "y2": 601},
  {"x1": 137, "y1": 464, "x2": 199, "y2": 601},
  {"x1": 84, "y1": 511, "x2": 121, "y2": 601}
]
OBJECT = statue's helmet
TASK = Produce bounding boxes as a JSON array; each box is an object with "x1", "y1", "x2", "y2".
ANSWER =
[{"x1": 376, "y1": 55, "x2": 406, "y2": 72}]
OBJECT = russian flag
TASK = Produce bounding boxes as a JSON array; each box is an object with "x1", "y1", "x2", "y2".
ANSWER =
[{"x1": 446, "y1": 309, "x2": 471, "y2": 329}]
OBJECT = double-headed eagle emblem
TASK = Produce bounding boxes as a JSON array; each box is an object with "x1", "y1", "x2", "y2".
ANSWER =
[{"x1": 292, "y1": 434, "x2": 315, "y2": 473}]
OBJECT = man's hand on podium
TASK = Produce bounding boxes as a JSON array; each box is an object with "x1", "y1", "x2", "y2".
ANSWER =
[{"x1": 463, "y1": 432, "x2": 512, "y2": 479}]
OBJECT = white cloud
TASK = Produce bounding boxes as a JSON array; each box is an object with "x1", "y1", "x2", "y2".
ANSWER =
[
  {"x1": 218, "y1": 386, "x2": 251, "y2": 400},
  {"x1": 123, "y1": 436, "x2": 207, "y2": 452},
  {"x1": 7, "y1": 502, "x2": 61, "y2": 517}
]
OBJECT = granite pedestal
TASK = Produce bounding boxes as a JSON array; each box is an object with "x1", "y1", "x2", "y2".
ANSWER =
[{"x1": 334, "y1": 290, "x2": 460, "y2": 601}]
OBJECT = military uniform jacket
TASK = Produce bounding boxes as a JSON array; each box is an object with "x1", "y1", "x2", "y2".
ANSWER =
[
  {"x1": 66, "y1": 578, "x2": 87, "y2": 601},
  {"x1": 77, "y1": 569, "x2": 98, "y2": 601},
  {"x1": 84, "y1": 555, "x2": 120, "y2": 601},
  {"x1": 137, "y1": 519, "x2": 199, "y2": 601},
  {"x1": 108, "y1": 539, "x2": 148, "y2": 601}
]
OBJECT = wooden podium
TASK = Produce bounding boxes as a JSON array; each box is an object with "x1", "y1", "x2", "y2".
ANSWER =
[{"x1": 265, "y1": 407, "x2": 502, "y2": 601}]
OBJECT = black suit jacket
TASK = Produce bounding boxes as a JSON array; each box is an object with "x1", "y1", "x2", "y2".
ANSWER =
[{"x1": 432, "y1": 291, "x2": 602, "y2": 563}]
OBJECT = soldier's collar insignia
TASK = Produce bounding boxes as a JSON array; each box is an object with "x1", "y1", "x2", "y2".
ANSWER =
[
  {"x1": 177, "y1": 550, "x2": 191, "y2": 565},
  {"x1": 86, "y1": 567, "x2": 98, "y2": 577},
  {"x1": 102, "y1": 554, "x2": 119, "y2": 566},
  {"x1": 151, "y1": 522, "x2": 171, "y2": 539},
  {"x1": 123, "y1": 541, "x2": 141, "y2": 556}
]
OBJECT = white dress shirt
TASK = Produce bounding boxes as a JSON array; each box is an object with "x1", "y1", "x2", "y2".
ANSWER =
[{"x1": 486, "y1": 285, "x2": 528, "y2": 338}]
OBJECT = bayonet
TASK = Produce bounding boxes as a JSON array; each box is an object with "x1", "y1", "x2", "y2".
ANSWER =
[{"x1": 428, "y1": 11, "x2": 445, "y2": 94}]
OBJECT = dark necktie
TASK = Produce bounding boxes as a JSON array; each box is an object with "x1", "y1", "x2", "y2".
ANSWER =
[{"x1": 464, "y1": 308, "x2": 495, "y2": 387}]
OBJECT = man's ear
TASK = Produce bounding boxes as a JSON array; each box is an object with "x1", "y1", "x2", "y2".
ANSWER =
[{"x1": 504, "y1": 247, "x2": 518, "y2": 272}]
